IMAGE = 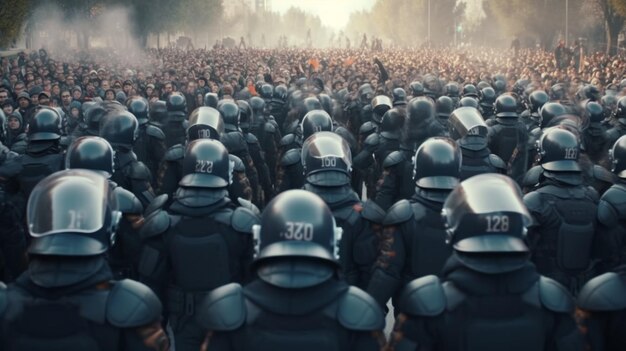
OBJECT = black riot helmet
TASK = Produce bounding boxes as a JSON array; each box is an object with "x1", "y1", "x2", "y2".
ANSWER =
[
  {"x1": 237, "y1": 100, "x2": 253, "y2": 132},
  {"x1": 539, "y1": 102, "x2": 567, "y2": 128},
  {"x1": 493, "y1": 80, "x2": 506, "y2": 95},
  {"x1": 462, "y1": 84, "x2": 479, "y2": 98},
  {"x1": 84, "y1": 103, "x2": 108, "y2": 135},
  {"x1": 66, "y1": 136, "x2": 115, "y2": 177},
  {"x1": 582, "y1": 85, "x2": 601, "y2": 102},
  {"x1": 28, "y1": 107, "x2": 61, "y2": 141},
  {"x1": 407, "y1": 97, "x2": 436, "y2": 126},
  {"x1": 479, "y1": 87, "x2": 496, "y2": 109},
  {"x1": 318, "y1": 93, "x2": 333, "y2": 116},
  {"x1": 149, "y1": 100, "x2": 168, "y2": 124},
  {"x1": 371, "y1": 95, "x2": 392, "y2": 123},
  {"x1": 127, "y1": 97, "x2": 149, "y2": 125},
  {"x1": 494, "y1": 95, "x2": 518, "y2": 118},
  {"x1": 550, "y1": 83, "x2": 567, "y2": 101},
  {"x1": 358, "y1": 83, "x2": 375, "y2": 104},
  {"x1": 27, "y1": 169, "x2": 121, "y2": 256},
  {"x1": 436, "y1": 96, "x2": 455, "y2": 119},
  {"x1": 528, "y1": 90, "x2": 549, "y2": 113},
  {"x1": 301, "y1": 132, "x2": 352, "y2": 187},
  {"x1": 413, "y1": 137, "x2": 461, "y2": 190},
  {"x1": 187, "y1": 106, "x2": 224, "y2": 141},
  {"x1": 423, "y1": 75, "x2": 441, "y2": 98},
  {"x1": 273, "y1": 84, "x2": 288, "y2": 102},
  {"x1": 260, "y1": 84, "x2": 274, "y2": 101},
  {"x1": 380, "y1": 108, "x2": 404, "y2": 138},
  {"x1": 302, "y1": 96, "x2": 322, "y2": 115},
  {"x1": 449, "y1": 107, "x2": 489, "y2": 150},
  {"x1": 444, "y1": 83, "x2": 460, "y2": 98},
  {"x1": 477, "y1": 81, "x2": 491, "y2": 90},
  {"x1": 610, "y1": 135, "x2": 626, "y2": 179},
  {"x1": 204, "y1": 92, "x2": 219, "y2": 108},
  {"x1": 253, "y1": 190, "x2": 342, "y2": 265},
  {"x1": 538, "y1": 128, "x2": 581, "y2": 172},
  {"x1": 99, "y1": 111, "x2": 138, "y2": 150},
  {"x1": 586, "y1": 101, "x2": 605, "y2": 124},
  {"x1": 180, "y1": 139, "x2": 231, "y2": 188},
  {"x1": 616, "y1": 96, "x2": 626, "y2": 121},
  {"x1": 442, "y1": 174, "x2": 531, "y2": 269},
  {"x1": 217, "y1": 100, "x2": 240, "y2": 131},
  {"x1": 409, "y1": 81, "x2": 424, "y2": 97},
  {"x1": 458, "y1": 97, "x2": 479, "y2": 109},
  {"x1": 301, "y1": 110, "x2": 333, "y2": 140},
  {"x1": 167, "y1": 92, "x2": 187, "y2": 113},
  {"x1": 249, "y1": 96, "x2": 265, "y2": 116},
  {"x1": 392, "y1": 88, "x2": 407, "y2": 106},
  {"x1": 601, "y1": 95, "x2": 617, "y2": 119}
]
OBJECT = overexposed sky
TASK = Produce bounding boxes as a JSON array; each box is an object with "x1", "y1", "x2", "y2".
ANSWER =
[{"x1": 271, "y1": 0, "x2": 377, "y2": 30}]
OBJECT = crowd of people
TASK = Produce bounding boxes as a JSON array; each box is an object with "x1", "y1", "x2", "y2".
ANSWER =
[{"x1": 0, "y1": 44, "x2": 625, "y2": 350}]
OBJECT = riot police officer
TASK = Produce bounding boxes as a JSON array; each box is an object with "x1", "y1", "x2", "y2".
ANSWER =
[
  {"x1": 99, "y1": 109, "x2": 155, "y2": 208},
  {"x1": 0, "y1": 169, "x2": 169, "y2": 351},
  {"x1": 149, "y1": 100, "x2": 168, "y2": 128},
  {"x1": 524, "y1": 90, "x2": 550, "y2": 131},
  {"x1": 527, "y1": 102, "x2": 568, "y2": 169},
  {"x1": 479, "y1": 87, "x2": 497, "y2": 120},
  {"x1": 249, "y1": 96, "x2": 281, "y2": 184},
  {"x1": 301, "y1": 132, "x2": 386, "y2": 293},
  {"x1": 164, "y1": 92, "x2": 188, "y2": 147},
  {"x1": 487, "y1": 94, "x2": 529, "y2": 183},
  {"x1": 388, "y1": 174, "x2": 583, "y2": 351},
  {"x1": 583, "y1": 101, "x2": 610, "y2": 164},
  {"x1": 436, "y1": 96, "x2": 455, "y2": 130},
  {"x1": 128, "y1": 97, "x2": 166, "y2": 188},
  {"x1": 524, "y1": 128, "x2": 600, "y2": 293},
  {"x1": 139, "y1": 139, "x2": 258, "y2": 351},
  {"x1": 374, "y1": 137, "x2": 460, "y2": 307},
  {"x1": 197, "y1": 190, "x2": 385, "y2": 351},
  {"x1": 449, "y1": 107, "x2": 506, "y2": 180},
  {"x1": 606, "y1": 96, "x2": 626, "y2": 148}
]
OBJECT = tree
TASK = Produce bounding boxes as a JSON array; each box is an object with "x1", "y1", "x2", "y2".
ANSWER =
[
  {"x1": 595, "y1": 0, "x2": 626, "y2": 54},
  {"x1": 0, "y1": 0, "x2": 30, "y2": 48}
]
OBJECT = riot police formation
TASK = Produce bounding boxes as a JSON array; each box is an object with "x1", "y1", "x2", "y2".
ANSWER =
[
  {"x1": 0, "y1": 170, "x2": 169, "y2": 351},
  {"x1": 164, "y1": 92, "x2": 188, "y2": 148},
  {"x1": 198, "y1": 190, "x2": 385, "y2": 351},
  {"x1": 387, "y1": 174, "x2": 583, "y2": 351},
  {"x1": 139, "y1": 139, "x2": 259, "y2": 351}
]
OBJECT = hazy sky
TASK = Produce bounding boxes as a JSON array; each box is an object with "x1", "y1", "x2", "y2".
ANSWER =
[{"x1": 271, "y1": 0, "x2": 377, "y2": 30}]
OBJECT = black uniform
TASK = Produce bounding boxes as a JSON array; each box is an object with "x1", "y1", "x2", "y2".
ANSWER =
[{"x1": 389, "y1": 174, "x2": 584, "y2": 351}]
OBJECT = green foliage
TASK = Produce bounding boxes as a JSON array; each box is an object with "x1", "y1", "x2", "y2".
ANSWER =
[{"x1": 0, "y1": 0, "x2": 30, "y2": 48}]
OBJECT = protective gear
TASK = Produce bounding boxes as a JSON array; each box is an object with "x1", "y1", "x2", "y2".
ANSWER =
[
  {"x1": 550, "y1": 83, "x2": 567, "y2": 101},
  {"x1": 204, "y1": 93, "x2": 219, "y2": 108},
  {"x1": 586, "y1": 101, "x2": 605, "y2": 124},
  {"x1": 410, "y1": 81, "x2": 424, "y2": 97},
  {"x1": 28, "y1": 107, "x2": 61, "y2": 141},
  {"x1": 529, "y1": 90, "x2": 550, "y2": 113},
  {"x1": 167, "y1": 93, "x2": 187, "y2": 115},
  {"x1": 495, "y1": 95, "x2": 519, "y2": 118},
  {"x1": 444, "y1": 83, "x2": 461, "y2": 99},
  {"x1": 149, "y1": 100, "x2": 168, "y2": 126},
  {"x1": 301, "y1": 110, "x2": 333, "y2": 140},
  {"x1": 413, "y1": 137, "x2": 461, "y2": 190},
  {"x1": 302, "y1": 132, "x2": 351, "y2": 187},
  {"x1": 273, "y1": 85, "x2": 288, "y2": 102},
  {"x1": 259, "y1": 84, "x2": 273, "y2": 101},
  {"x1": 254, "y1": 190, "x2": 342, "y2": 265},
  {"x1": 479, "y1": 87, "x2": 496, "y2": 110},
  {"x1": 237, "y1": 100, "x2": 253, "y2": 132},
  {"x1": 458, "y1": 97, "x2": 479, "y2": 109},
  {"x1": 610, "y1": 135, "x2": 626, "y2": 179},
  {"x1": 187, "y1": 106, "x2": 224, "y2": 141},
  {"x1": 392, "y1": 88, "x2": 407, "y2": 106},
  {"x1": 127, "y1": 97, "x2": 149, "y2": 124},
  {"x1": 462, "y1": 84, "x2": 479, "y2": 98},
  {"x1": 318, "y1": 94, "x2": 333, "y2": 116},
  {"x1": 218, "y1": 100, "x2": 240, "y2": 131},
  {"x1": 371, "y1": 95, "x2": 392, "y2": 123},
  {"x1": 99, "y1": 111, "x2": 138, "y2": 151},
  {"x1": 180, "y1": 139, "x2": 231, "y2": 188},
  {"x1": 538, "y1": 128, "x2": 581, "y2": 172},
  {"x1": 379, "y1": 108, "x2": 404, "y2": 139},
  {"x1": 436, "y1": 96, "x2": 455, "y2": 119},
  {"x1": 358, "y1": 84, "x2": 375, "y2": 105},
  {"x1": 27, "y1": 169, "x2": 121, "y2": 256},
  {"x1": 539, "y1": 102, "x2": 567, "y2": 128},
  {"x1": 65, "y1": 136, "x2": 114, "y2": 177}
]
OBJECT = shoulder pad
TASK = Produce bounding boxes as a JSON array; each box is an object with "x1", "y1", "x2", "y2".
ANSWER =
[
  {"x1": 197, "y1": 283, "x2": 246, "y2": 331},
  {"x1": 383, "y1": 150, "x2": 405, "y2": 168},
  {"x1": 229, "y1": 155, "x2": 245, "y2": 172},
  {"x1": 112, "y1": 186, "x2": 143, "y2": 214},
  {"x1": 59, "y1": 136, "x2": 72, "y2": 147},
  {"x1": 399, "y1": 275, "x2": 446, "y2": 317},
  {"x1": 264, "y1": 123, "x2": 276, "y2": 133},
  {"x1": 280, "y1": 148, "x2": 301, "y2": 166},
  {"x1": 280, "y1": 134, "x2": 296, "y2": 147},
  {"x1": 360, "y1": 200, "x2": 385, "y2": 224},
  {"x1": 144, "y1": 194, "x2": 168, "y2": 216},
  {"x1": 129, "y1": 161, "x2": 151, "y2": 180},
  {"x1": 0, "y1": 282, "x2": 6, "y2": 315},
  {"x1": 337, "y1": 286, "x2": 384, "y2": 331},
  {"x1": 106, "y1": 279, "x2": 162, "y2": 327},
  {"x1": 488, "y1": 154, "x2": 507, "y2": 170},
  {"x1": 236, "y1": 197, "x2": 261, "y2": 216},
  {"x1": 578, "y1": 272, "x2": 626, "y2": 311},
  {"x1": 593, "y1": 165, "x2": 615, "y2": 184},
  {"x1": 539, "y1": 276, "x2": 574, "y2": 313},
  {"x1": 597, "y1": 198, "x2": 619, "y2": 226},
  {"x1": 383, "y1": 199, "x2": 413, "y2": 225},
  {"x1": 212, "y1": 208, "x2": 234, "y2": 226},
  {"x1": 232, "y1": 207, "x2": 260, "y2": 233},
  {"x1": 522, "y1": 165, "x2": 543, "y2": 187},
  {"x1": 139, "y1": 210, "x2": 170, "y2": 239},
  {"x1": 146, "y1": 125, "x2": 165, "y2": 140},
  {"x1": 244, "y1": 133, "x2": 259, "y2": 144},
  {"x1": 164, "y1": 144, "x2": 185, "y2": 161},
  {"x1": 523, "y1": 190, "x2": 544, "y2": 214},
  {"x1": 220, "y1": 132, "x2": 246, "y2": 150},
  {"x1": 364, "y1": 133, "x2": 380, "y2": 147}
]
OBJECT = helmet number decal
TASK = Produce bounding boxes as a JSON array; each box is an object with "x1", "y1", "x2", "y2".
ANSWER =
[
  {"x1": 467, "y1": 127, "x2": 480, "y2": 135},
  {"x1": 282, "y1": 221, "x2": 314, "y2": 241},
  {"x1": 485, "y1": 215, "x2": 509, "y2": 233},
  {"x1": 564, "y1": 147, "x2": 578, "y2": 160},
  {"x1": 321, "y1": 156, "x2": 337, "y2": 168},
  {"x1": 197, "y1": 129, "x2": 213, "y2": 139},
  {"x1": 195, "y1": 160, "x2": 214, "y2": 173},
  {"x1": 67, "y1": 209, "x2": 85, "y2": 229}
]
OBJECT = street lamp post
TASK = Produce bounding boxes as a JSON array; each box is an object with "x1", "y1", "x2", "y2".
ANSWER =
[
  {"x1": 428, "y1": 0, "x2": 431, "y2": 47},
  {"x1": 565, "y1": 0, "x2": 569, "y2": 46}
]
